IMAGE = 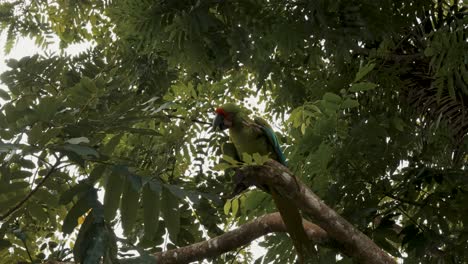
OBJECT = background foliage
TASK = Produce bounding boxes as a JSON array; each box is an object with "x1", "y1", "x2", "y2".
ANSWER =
[{"x1": 0, "y1": 0, "x2": 467, "y2": 263}]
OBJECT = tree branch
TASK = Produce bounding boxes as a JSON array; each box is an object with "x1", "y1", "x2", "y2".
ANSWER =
[
  {"x1": 354, "y1": 47, "x2": 424, "y2": 62},
  {"x1": 163, "y1": 114, "x2": 212, "y2": 125},
  {"x1": 239, "y1": 160, "x2": 397, "y2": 264},
  {"x1": 150, "y1": 212, "x2": 328, "y2": 264},
  {"x1": 44, "y1": 213, "x2": 327, "y2": 264},
  {"x1": 45, "y1": 161, "x2": 396, "y2": 264},
  {"x1": 0, "y1": 158, "x2": 61, "y2": 221}
]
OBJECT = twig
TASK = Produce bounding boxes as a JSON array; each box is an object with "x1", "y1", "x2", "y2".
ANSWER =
[
  {"x1": 384, "y1": 192, "x2": 427, "y2": 207},
  {"x1": 162, "y1": 114, "x2": 211, "y2": 125},
  {"x1": 0, "y1": 158, "x2": 61, "y2": 221},
  {"x1": 228, "y1": 244, "x2": 247, "y2": 264},
  {"x1": 22, "y1": 239, "x2": 34, "y2": 263}
]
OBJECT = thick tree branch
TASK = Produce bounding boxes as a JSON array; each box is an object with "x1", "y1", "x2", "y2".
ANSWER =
[
  {"x1": 239, "y1": 160, "x2": 397, "y2": 264},
  {"x1": 151, "y1": 212, "x2": 328, "y2": 264}
]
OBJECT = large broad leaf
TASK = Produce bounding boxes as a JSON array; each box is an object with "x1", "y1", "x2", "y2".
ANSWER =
[
  {"x1": 62, "y1": 144, "x2": 100, "y2": 158},
  {"x1": 161, "y1": 186, "x2": 180, "y2": 242},
  {"x1": 0, "y1": 89, "x2": 11, "y2": 101},
  {"x1": 0, "y1": 239, "x2": 12, "y2": 251},
  {"x1": 62, "y1": 189, "x2": 98, "y2": 234},
  {"x1": 349, "y1": 82, "x2": 377, "y2": 92},
  {"x1": 101, "y1": 134, "x2": 123, "y2": 156},
  {"x1": 354, "y1": 62, "x2": 376, "y2": 82},
  {"x1": 103, "y1": 173, "x2": 124, "y2": 222},
  {"x1": 120, "y1": 174, "x2": 141, "y2": 236},
  {"x1": 0, "y1": 181, "x2": 29, "y2": 194},
  {"x1": 88, "y1": 164, "x2": 107, "y2": 185},
  {"x1": 28, "y1": 202, "x2": 48, "y2": 222},
  {"x1": 74, "y1": 211, "x2": 108, "y2": 264},
  {"x1": 59, "y1": 182, "x2": 94, "y2": 205},
  {"x1": 66, "y1": 137, "x2": 90, "y2": 145},
  {"x1": 142, "y1": 182, "x2": 161, "y2": 244}
]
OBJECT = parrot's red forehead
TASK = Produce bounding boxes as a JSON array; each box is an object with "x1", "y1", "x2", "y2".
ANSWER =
[{"x1": 215, "y1": 107, "x2": 227, "y2": 116}]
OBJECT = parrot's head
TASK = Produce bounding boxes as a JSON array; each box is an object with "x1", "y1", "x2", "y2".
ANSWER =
[{"x1": 212, "y1": 103, "x2": 242, "y2": 131}]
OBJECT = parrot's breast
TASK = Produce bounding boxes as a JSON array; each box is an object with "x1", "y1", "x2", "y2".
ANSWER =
[{"x1": 229, "y1": 126, "x2": 274, "y2": 161}]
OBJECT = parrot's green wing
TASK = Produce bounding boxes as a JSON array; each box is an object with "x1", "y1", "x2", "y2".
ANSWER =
[{"x1": 253, "y1": 117, "x2": 287, "y2": 165}]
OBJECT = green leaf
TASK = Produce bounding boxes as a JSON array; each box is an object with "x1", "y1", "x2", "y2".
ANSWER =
[
  {"x1": 212, "y1": 162, "x2": 232, "y2": 171},
  {"x1": 35, "y1": 96, "x2": 60, "y2": 121},
  {"x1": 120, "y1": 174, "x2": 141, "y2": 235},
  {"x1": 142, "y1": 183, "x2": 161, "y2": 242},
  {"x1": 62, "y1": 144, "x2": 99, "y2": 158},
  {"x1": 18, "y1": 159, "x2": 35, "y2": 169},
  {"x1": 0, "y1": 143, "x2": 24, "y2": 153},
  {"x1": 62, "y1": 191, "x2": 95, "y2": 234},
  {"x1": 222, "y1": 154, "x2": 240, "y2": 165},
  {"x1": 349, "y1": 82, "x2": 378, "y2": 92},
  {"x1": 101, "y1": 134, "x2": 123, "y2": 156},
  {"x1": 447, "y1": 73, "x2": 455, "y2": 99},
  {"x1": 341, "y1": 98, "x2": 360, "y2": 108},
  {"x1": 88, "y1": 164, "x2": 107, "y2": 184},
  {"x1": 14, "y1": 170, "x2": 32, "y2": 179},
  {"x1": 224, "y1": 199, "x2": 231, "y2": 215},
  {"x1": 161, "y1": 186, "x2": 180, "y2": 242},
  {"x1": 80, "y1": 77, "x2": 97, "y2": 94},
  {"x1": 103, "y1": 173, "x2": 124, "y2": 222},
  {"x1": 0, "y1": 239, "x2": 12, "y2": 251},
  {"x1": 0, "y1": 89, "x2": 10, "y2": 101},
  {"x1": 252, "y1": 153, "x2": 270, "y2": 165},
  {"x1": 28, "y1": 202, "x2": 48, "y2": 222},
  {"x1": 241, "y1": 152, "x2": 253, "y2": 164},
  {"x1": 59, "y1": 182, "x2": 93, "y2": 205},
  {"x1": 73, "y1": 211, "x2": 93, "y2": 263},
  {"x1": 392, "y1": 117, "x2": 405, "y2": 132},
  {"x1": 323, "y1": 92, "x2": 341, "y2": 103},
  {"x1": 354, "y1": 62, "x2": 376, "y2": 82},
  {"x1": 424, "y1": 47, "x2": 434, "y2": 57},
  {"x1": 231, "y1": 198, "x2": 239, "y2": 217},
  {"x1": 66, "y1": 137, "x2": 90, "y2": 144},
  {"x1": 0, "y1": 181, "x2": 29, "y2": 194},
  {"x1": 242, "y1": 191, "x2": 268, "y2": 213}
]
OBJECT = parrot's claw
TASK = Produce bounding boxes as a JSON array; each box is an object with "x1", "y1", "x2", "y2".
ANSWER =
[
  {"x1": 227, "y1": 168, "x2": 271, "y2": 199},
  {"x1": 228, "y1": 169, "x2": 251, "y2": 198}
]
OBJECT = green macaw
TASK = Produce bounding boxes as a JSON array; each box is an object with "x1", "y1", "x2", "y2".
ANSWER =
[{"x1": 212, "y1": 103, "x2": 311, "y2": 263}]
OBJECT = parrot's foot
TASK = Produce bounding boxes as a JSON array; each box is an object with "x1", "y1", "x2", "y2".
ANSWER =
[
  {"x1": 227, "y1": 168, "x2": 271, "y2": 199},
  {"x1": 228, "y1": 169, "x2": 251, "y2": 198}
]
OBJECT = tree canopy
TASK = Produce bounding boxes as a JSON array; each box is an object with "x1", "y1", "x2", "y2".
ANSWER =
[{"x1": 0, "y1": 0, "x2": 467, "y2": 263}]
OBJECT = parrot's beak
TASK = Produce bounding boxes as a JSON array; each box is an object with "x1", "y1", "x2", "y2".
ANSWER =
[
  {"x1": 212, "y1": 114, "x2": 226, "y2": 131},
  {"x1": 213, "y1": 113, "x2": 233, "y2": 131}
]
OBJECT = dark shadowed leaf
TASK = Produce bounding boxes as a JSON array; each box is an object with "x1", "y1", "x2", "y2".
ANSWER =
[
  {"x1": 103, "y1": 173, "x2": 124, "y2": 222},
  {"x1": 142, "y1": 183, "x2": 161, "y2": 244},
  {"x1": 161, "y1": 186, "x2": 180, "y2": 242},
  {"x1": 120, "y1": 174, "x2": 141, "y2": 235}
]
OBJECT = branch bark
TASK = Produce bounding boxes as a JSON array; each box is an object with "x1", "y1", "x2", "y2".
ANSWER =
[
  {"x1": 151, "y1": 212, "x2": 328, "y2": 264},
  {"x1": 240, "y1": 160, "x2": 396, "y2": 264}
]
